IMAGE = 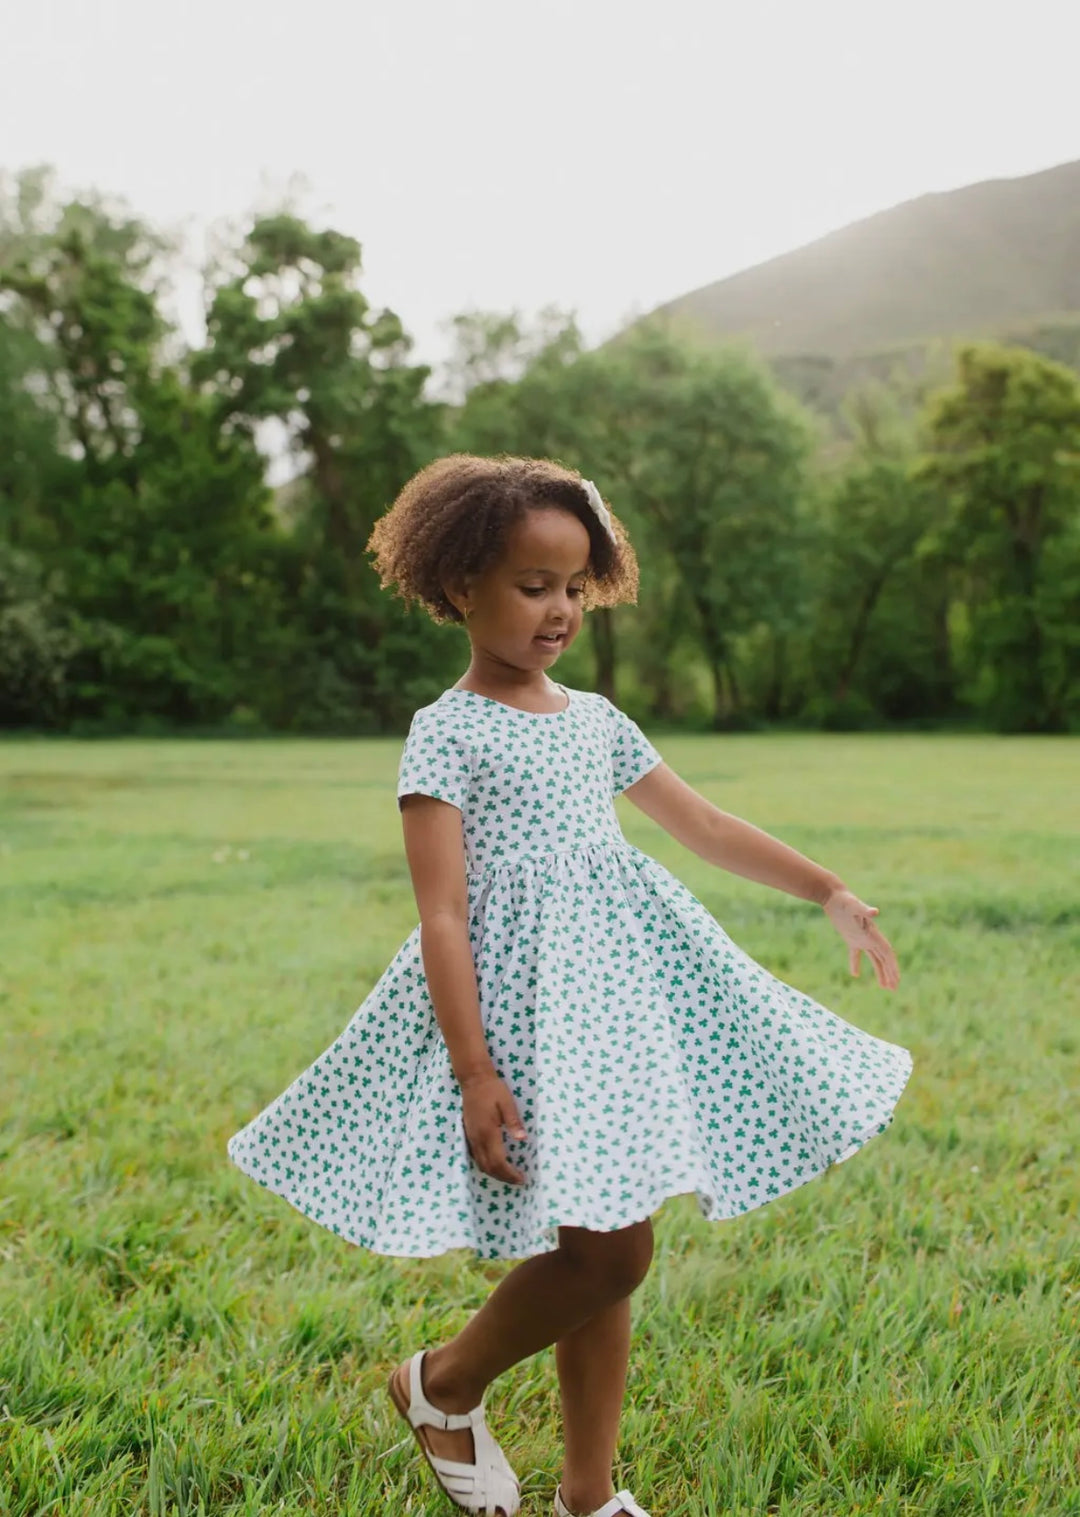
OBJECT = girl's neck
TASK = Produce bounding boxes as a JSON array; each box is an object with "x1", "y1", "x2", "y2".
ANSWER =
[{"x1": 453, "y1": 666, "x2": 566, "y2": 712}]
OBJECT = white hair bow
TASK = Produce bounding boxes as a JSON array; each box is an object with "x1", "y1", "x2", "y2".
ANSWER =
[{"x1": 580, "y1": 478, "x2": 617, "y2": 545}]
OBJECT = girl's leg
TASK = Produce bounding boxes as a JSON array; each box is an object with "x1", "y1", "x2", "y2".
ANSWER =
[
  {"x1": 555, "y1": 1291, "x2": 634, "y2": 1514},
  {"x1": 390, "y1": 1219, "x2": 653, "y2": 1497}
]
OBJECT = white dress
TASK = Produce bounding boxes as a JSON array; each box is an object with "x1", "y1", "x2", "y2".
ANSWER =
[{"x1": 226, "y1": 684, "x2": 913, "y2": 1260}]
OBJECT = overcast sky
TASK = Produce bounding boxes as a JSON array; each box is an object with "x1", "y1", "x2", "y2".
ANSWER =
[{"x1": 5, "y1": 0, "x2": 1080, "y2": 381}]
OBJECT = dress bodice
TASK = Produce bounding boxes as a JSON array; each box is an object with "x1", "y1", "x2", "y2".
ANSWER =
[{"x1": 396, "y1": 685, "x2": 664, "y2": 877}]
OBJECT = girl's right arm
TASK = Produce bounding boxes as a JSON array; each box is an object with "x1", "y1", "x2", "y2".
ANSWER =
[{"x1": 400, "y1": 793, "x2": 528, "y2": 1184}]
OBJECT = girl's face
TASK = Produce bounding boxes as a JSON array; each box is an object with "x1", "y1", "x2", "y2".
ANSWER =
[{"x1": 452, "y1": 507, "x2": 591, "y2": 672}]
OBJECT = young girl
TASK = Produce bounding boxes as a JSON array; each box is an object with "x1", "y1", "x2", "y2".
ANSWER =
[{"x1": 227, "y1": 453, "x2": 913, "y2": 1517}]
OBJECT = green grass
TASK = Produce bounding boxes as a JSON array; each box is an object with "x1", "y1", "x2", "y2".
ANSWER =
[{"x1": 1, "y1": 733, "x2": 1078, "y2": 1516}]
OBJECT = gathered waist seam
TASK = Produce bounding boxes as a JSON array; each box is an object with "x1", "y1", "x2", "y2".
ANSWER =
[{"x1": 467, "y1": 836, "x2": 636, "y2": 878}]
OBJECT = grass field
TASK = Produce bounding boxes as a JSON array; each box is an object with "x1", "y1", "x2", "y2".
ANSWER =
[{"x1": 1, "y1": 733, "x2": 1078, "y2": 1516}]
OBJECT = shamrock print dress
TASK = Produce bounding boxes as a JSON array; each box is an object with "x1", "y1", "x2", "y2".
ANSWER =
[{"x1": 227, "y1": 683, "x2": 913, "y2": 1261}]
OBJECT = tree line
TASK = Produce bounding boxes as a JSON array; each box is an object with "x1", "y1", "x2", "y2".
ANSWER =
[{"x1": 2, "y1": 166, "x2": 1078, "y2": 735}]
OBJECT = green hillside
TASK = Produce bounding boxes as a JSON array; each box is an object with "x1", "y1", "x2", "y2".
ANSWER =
[
  {"x1": 644, "y1": 158, "x2": 1080, "y2": 368},
  {"x1": 769, "y1": 313, "x2": 1080, "y2": 417}
]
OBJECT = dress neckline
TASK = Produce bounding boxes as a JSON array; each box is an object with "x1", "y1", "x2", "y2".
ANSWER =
[{"x1": 446, "y1": 682, "x2": 572, "y2": 717}]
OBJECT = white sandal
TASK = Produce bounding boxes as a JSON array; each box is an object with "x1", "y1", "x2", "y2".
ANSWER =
[
  {"x1": 554, "y1": 1483, "x2": 651, "y2": 1517},
  {"x1": 387, "y1": 1348, "x2": 521, "y2": 1517}
]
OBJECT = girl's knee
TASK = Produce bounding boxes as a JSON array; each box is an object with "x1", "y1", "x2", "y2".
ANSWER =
[{"x1": 557, "y1": 1217, "x2": 654, "y2": 1296}]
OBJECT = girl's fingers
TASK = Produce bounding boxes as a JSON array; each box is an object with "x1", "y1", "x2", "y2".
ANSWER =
[
  {"x1": 498, "y1": 1095, "x2": 527, "y2": 1141},
  {"x1": 836, "y1": 904, "x2": 900, "y2": 986},
  {"x1": 858, "y1": 934, "x2": 898, "y2": 989},
  {"x1": 877, "y1": 951, "x2": 899, "y2": 989},
  {"x1": 482, "y1": 1144, "x2": 524, "y2": 1185}
]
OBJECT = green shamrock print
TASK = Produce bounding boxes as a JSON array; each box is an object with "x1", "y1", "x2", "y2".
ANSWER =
[{"x1": 227, "y1": 684, "x2": 913, "y2": 1259}]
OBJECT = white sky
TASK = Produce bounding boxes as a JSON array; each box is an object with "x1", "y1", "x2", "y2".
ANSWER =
[{"x1": 5, "y1": 0, "x2": 1080, "y2": 465}]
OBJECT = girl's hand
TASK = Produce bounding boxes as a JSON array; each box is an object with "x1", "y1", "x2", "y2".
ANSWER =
[
  {"x1": 822, "y1": 886, "x2": 900, "y2": 990},
  {"x1": 460, "y1": 1071, "x2": 528, "y2": 1186}
]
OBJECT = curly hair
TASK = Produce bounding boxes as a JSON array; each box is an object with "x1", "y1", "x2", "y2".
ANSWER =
[{"x1": 365, "y1": 453, "x2": 640, "y2": 625}]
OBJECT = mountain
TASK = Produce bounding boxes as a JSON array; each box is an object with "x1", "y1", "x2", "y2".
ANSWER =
[{"x1": 643, "y1": 159, "x2": 1080, "y2": 364}]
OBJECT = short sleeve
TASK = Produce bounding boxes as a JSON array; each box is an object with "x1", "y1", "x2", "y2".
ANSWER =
[
  {"x1": 397, "y1": 708, "x2": 474, "y2": 812},
  {"x1": 605, "y1": 698, "x2": 663, "y2": 795}
]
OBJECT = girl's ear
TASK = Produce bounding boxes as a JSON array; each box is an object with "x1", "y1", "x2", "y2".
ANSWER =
[{"x1": 443, "y1": 576, "x2": 471, "y2": 621}]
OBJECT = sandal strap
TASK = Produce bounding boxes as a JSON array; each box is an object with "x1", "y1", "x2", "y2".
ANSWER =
[
  {"x1": 555, "y1": 1487, "x2": 650, "y2": 1517},
  {"x1": 403, "y1": 1351, "x2": 520, "y2": 1515},
  {"x1": 406, "y1": 1349, "x2": 485, "y2": 1431},
  {"x1": 430, "y1": 1418, "x2": 519, "y2": 1514}
]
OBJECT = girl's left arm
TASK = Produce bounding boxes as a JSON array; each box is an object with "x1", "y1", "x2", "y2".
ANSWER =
[{"x1": 623, "y1": 763, "x2": 900, "y2": 990}]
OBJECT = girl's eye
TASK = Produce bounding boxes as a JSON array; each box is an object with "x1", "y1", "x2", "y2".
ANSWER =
[{"x1": 522, "y1": 586, "x2": 584, "y2": 597}]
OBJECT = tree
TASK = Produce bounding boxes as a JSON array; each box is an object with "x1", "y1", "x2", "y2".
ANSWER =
[
  {"x1": 437, "y1": 305, "x2": 583, "y2": 403},
  {"x1": 919, "y1": 343, "x2": 1080, "y2": 732},
  {"x1": 0, "y1": 541, "x2": 78, "y2": 727},
  {"x1": 0, "y1": 181, "x2": 281, "y2": 725},
  {"x1": 193, "y1": 212, "x2": 449, "y2": 727},
  {"x1": 590, "y1": 322, "x2": 817, "y2": 728},
  {"x1": 804, "y1": 380, "x2": 945, "y2": 725},
  {"x1": 194, "y1": 213, "x2": 439, "y2": 589}
]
